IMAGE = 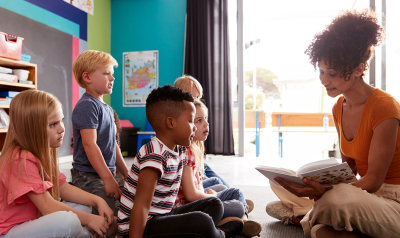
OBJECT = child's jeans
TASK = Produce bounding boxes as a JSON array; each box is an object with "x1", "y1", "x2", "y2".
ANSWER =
[
  {"x1": 217, "y1": 188, "x2": 248, "y2": 218},
  {"x1": 203, "y1": 177, "x2": 227, "y2": 192},
  {"x1": 0, "y1": 202, "x2": 92, "y2": 238},
  {"x1": 71, "y1": 168, "x2": 125, "y2": 216},
  {"x1": 204, "y1": 163, "x2": 230, "y2": 188},
  {"x1": 135, "y1": 197, "x2": 226, "y2": 238}
]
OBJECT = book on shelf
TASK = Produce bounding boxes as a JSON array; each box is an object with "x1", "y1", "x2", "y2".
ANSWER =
[
  {"x1": 0, "y1": 72, "x2": 18, "y2": 82},
  {"x1": 255, "y1": 158, "x2": 357, "y2": 187},
  {"x1": 0, "y1": 66, "x2": 12, "y2": 74}
]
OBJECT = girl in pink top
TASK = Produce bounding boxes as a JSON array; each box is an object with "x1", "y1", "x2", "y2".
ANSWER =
[{"x1": 0, "y1": 90, "x2": 114, "y2": 238}]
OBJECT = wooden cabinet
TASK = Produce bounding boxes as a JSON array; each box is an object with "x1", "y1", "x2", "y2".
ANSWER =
[{"x1": 0, "y1": 57, "x2": 37, "y2": 149}]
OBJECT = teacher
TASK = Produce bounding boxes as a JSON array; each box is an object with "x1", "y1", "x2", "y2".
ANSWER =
[{"x1": 266, "y1": 9, "x2": 400, "y2": 238}]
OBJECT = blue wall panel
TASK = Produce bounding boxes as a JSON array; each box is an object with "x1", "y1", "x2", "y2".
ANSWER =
[
  {"x1": 0, "y1": 0, "x2": 80, "y2": 38},
  {"x1": 25, "y1": 0, "x2": 88, "y2": 41},
  {"x1": 111, "y1": 0, "x2": 187, "y2": 130}
]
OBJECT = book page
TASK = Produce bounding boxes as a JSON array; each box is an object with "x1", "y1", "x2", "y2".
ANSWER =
[
  {"x1": 299, "y1": 162, "x2": 358, "y2": 186},
  {"x1": 296, "y1": 158, "x2": 339, "y2": 176},
  {"x1": 255, "y1": 167, "x2": 305, "y2": 187}
]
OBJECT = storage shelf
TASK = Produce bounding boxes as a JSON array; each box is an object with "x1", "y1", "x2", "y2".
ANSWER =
[
  {"x1": 0, "y1": 57, "x2": 37, "y2": 150},
  {"x1": 0, "y1": 80, "x2": 35, "y2": 89}
]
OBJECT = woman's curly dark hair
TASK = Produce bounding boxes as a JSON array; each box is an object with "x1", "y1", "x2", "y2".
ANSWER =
[{"x1": 305, "y1": 9, "x2": 385, "y2": 81}]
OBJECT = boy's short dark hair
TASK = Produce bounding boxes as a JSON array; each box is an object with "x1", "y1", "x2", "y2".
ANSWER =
[{"x1": 146, "y1": 85, "x2": 194, "y2": 131}]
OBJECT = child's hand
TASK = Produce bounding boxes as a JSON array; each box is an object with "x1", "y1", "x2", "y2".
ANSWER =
[
  {"x1": 96, "y1": 199, "x2": 114, "y2": 225},
  {"x1": 87, "y1": 214, "x2": 109, "y2": 237},
  {"x1": 104, "y1": 177, "x2": 122, "y2": 200},
  {"x1": 205, "y1": 189, "x2": 217, "y2": 196}
]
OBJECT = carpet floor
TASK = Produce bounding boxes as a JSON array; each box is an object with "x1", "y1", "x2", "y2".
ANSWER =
[{"x1": 233, "y1": 185, "x2": 311, "y2": 238}]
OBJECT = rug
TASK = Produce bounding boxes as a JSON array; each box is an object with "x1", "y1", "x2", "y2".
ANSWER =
[{"x1": 233, "y1": 185, "x2": 311, "y2": 238}]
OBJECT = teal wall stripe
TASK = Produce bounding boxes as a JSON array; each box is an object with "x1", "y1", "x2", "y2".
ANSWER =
[{"x1": 0, "y1": 0, "x2": 80, "y2": 38}]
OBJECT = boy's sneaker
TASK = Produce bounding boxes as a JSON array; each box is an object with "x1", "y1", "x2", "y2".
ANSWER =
[
  {"x1": 245, "y1": 199, "x2": 254, "y2": 214},
  {"x1": 265, "y1": 201, "x2": 294, "y2": 225},
  {"x1": 217, "y1": 217, "x2": 244, "y2": 238},
  {"x1": 240, "y1": 220, "x2": 262, "y2": 237}
]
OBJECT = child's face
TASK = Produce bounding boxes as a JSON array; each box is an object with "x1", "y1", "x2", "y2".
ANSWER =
[
  {"x1": 190, "y1": 86, "x2": 200, "y2": 99},
  {"x1": 174, "y1": 101, "x2": 197, "y2": 147},
  {"x1": 87, "y1": 65, "x2": 115, "y2": 95},
  {"x1": 47, "y1": 108, "x2": 65, "y2": 148},
  {"x1": 193, "y1": 106, "x2": 209, "y2": 141}
]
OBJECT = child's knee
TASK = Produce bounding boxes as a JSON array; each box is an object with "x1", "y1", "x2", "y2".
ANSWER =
[
  {"x1": 222, "y1": 200, "x2": 245, "y2": 219},
  {"x1": 53, "y1": 211, "x2": 83, "y2": 236}
]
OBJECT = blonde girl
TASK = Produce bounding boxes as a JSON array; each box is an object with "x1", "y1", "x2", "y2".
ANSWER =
[
  {"x1": 174, "y1": 99, "x2": 262, "y2": 237},
  {"x1": 0, "y1": 90, "x2": 114, "y2": 238},
  {"x1": 174, "y1": 75, "x2": 231, "y2": 189}
]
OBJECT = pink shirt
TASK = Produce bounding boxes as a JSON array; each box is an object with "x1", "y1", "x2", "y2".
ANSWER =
[
  {"x1": 0, "y1": 148, "x2": 66, "y2": 235},
  {"x1": 173, "y1": 146, "x2": 201, "y2": 208}
]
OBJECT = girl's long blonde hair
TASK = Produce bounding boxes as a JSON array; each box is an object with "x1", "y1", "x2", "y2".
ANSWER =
[
  {"x1": 190, "y1": 100, "x2": 208, "y2": 171},
  {"x1": 0, "y1": 90, "x2": 62, "y2": 204}
]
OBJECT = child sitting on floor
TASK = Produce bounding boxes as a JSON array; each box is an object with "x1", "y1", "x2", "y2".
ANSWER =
[
  {"x1": 173, "y1": 99, "x2": 262, "y2": 237},
  {"x1": 174, "y1": 75, "x2": 254, "y2": 213},
  {"x1": 70, "y1": 50, "x2": 129, "y2": 222},
  {"x1": 117, "y1": 85, "x2": 243, "y2": 238},
  {"x1": 0, "y1": 90, "x2": 114, "y2": 238}
]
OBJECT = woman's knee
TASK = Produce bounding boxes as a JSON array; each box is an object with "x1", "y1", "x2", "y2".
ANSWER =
[{"x1": 316, "y1": 184, "x2": 365, "y2": 210}]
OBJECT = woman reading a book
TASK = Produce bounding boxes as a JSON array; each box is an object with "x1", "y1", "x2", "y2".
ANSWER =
[{"x1": 266, "y1": 9, "x2": 400, "y2": 238}]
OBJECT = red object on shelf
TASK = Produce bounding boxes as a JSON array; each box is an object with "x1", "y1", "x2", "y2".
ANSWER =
[
  {"x1": 119, "y1": 120, "x2": 134, "y2": 128},
  {"x1": 0, "y1": 32, "x2": 24, "y2": 61}
]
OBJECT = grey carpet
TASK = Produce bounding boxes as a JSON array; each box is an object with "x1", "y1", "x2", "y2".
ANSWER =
[{"x1": 233, "y1": 185, "x2": 311, "y2": 238}]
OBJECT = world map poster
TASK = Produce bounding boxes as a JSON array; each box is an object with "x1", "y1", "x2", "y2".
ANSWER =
[{"x1": 123, "y1": 50, "x2": 158, "y2": 107}]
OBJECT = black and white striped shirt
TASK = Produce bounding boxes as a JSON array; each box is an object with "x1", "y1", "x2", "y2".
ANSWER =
[{"x1": 117, "y1": 137, "x2": 187, "y2": 237}]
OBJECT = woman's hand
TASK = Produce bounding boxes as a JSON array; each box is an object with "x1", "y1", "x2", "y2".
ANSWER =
[
  {"x1": 96, "y1": 198, "x2": 114, "y2": 225},
  {"x1": 87, "y1": 214, "x2": 109, "y2": 237},
  {"x1": 274, "y1": 177, "x2": 332, "y2": 200}
]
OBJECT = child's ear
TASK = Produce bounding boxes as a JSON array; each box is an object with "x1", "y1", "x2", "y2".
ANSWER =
[
  {"x1": 166, "y1": 117, "x2": 175, "y2": 129},
  {"x1": 82, "y1": 72, "x2": 91, "y2": 84}
]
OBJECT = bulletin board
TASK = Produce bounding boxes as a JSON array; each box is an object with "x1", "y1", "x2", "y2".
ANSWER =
[{"x1": 0, "y1": 7, "x2": 73, "y2": 156}]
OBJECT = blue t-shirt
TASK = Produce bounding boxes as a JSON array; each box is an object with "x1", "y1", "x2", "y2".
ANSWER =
[{"x1": 72, "y1": 93, "x2": 116, "y2": 173}]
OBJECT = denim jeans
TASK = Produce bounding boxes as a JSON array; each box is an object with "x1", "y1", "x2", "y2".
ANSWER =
[
  {"x1": 71, "y1": 168, "x2": 125, "y2": 216},
  {"x1": 218, "y1": 188, "x2": 248, "y2": 218},
  {"x1": 203, "y1": 177, "x2": 227, "y2": 191},
  {"x1": 124, "y1": 197, "x2": 225, "y2": 238},
  {"x1": 204, "y1": 163, "x2": 230, "y2": 188},
  {"x1": 0, "y1": 202, "x2": 91, "y2": 238}
]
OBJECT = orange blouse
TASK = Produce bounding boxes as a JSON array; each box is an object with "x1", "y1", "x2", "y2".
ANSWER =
[{"x1": 332, "y1": 89, "x2": 400, "y2": 184}]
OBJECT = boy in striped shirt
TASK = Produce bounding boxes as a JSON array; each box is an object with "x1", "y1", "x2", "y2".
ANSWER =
[{"x1": 117, "y1": 85, "x2": 243, "y2": 238}]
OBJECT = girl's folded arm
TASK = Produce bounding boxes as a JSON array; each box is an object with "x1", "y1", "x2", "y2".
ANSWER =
[
  {"x1": 181, "y1": 166, "x2": 212, "y2": 202},
  {"x1": 27, "y1": 191, "x2": 109, "y2": 236},
  {"x1": 59, "y1": 182, "x2": 114, "y2": 224}
]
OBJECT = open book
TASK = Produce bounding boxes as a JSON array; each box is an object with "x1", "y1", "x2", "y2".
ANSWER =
[{"x1": 255, "y1": 158, "x2": 358, "y2": 187}]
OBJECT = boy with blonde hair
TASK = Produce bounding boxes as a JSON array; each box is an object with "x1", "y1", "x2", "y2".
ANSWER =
[{"x1": 71, "y1": 50, "x2": 129, "y2": 219}]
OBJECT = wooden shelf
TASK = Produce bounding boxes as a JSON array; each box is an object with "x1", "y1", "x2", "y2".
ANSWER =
[
  {"x1": 0, "y1": 80, "x2": 35, "y2": 89},
  {"x1": 0, "y1": 57, "x2": 37, "y2": 88},
  {"x1": 0, "y1": 57, "x2": 36, "y2": 68},
  {"x1": 0, "y1": 57, "x2": 37, "y2": 150}
]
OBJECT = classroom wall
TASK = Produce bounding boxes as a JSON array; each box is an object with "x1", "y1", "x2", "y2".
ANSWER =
[
  {"x1": 110, "y1": 0, "x2": 187, "y2": 130},
  {"x1": 0, "y1": 0, "x2": 112, "y2": 155},
  {"x1": 87, "y1": 0, "x2": 112, "y2": 105}
]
